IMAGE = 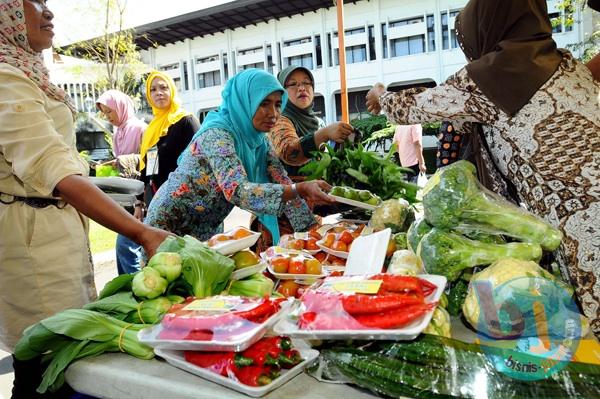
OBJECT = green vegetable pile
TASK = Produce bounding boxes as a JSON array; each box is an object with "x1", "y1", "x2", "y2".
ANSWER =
[
  {"x1": 330, "y1": 186, "x2": 381, "y2": 206},
  {"x1": 299, "y1": 142, "x2": 418, "y2": 203},
  {"x1": 414, "y1": 161, "x2": 562, "y2": 282},
  {"x1": 14, "y1": 234, "x2": 236, "y2": 394}
]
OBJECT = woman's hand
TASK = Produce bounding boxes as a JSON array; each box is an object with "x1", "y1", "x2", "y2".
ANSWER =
[
  {"x1": 323, "y1": 122, "x2": 355, "y2": 143},
  {"x1": 136, "y1": 226, "x2": 172, "y2": 258},
  {"x1": 296, "y1": 180, "x2": 335, "y2": 205},
  {"x1": 365, "y1": 83, "x2": 386, "y2": 115},
  {"x1": 133, "y1": 206, "x2": 144, "y2": 221}
]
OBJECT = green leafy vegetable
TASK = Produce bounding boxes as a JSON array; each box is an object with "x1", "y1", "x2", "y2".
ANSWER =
[
  {"x1": 147, "y1": 251, "x2": 182, "y2": 282},
  {"x1": 132, "y1": 267, "x2": 168, "y2": 299}
]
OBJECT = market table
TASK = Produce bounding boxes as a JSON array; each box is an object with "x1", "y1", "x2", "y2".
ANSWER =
[{"x1": 64, "y1": 352, "x2": 376, "y2": 399}]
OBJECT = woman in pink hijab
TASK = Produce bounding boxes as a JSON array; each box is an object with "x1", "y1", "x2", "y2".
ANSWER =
[
  {"x1": 97, "y1": 89, "x2": 148, "y2": 274},
  {"x1": 96, "y1": 89, "x2": 146, "y2": 157}
]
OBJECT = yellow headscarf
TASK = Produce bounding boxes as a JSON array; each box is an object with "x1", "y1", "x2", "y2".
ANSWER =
[{"x1": 139, "y1": 71, "x2": 191, "y2": 170}]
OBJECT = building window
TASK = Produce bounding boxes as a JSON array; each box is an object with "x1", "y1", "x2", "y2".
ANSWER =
[
  {"x1": 198, "y1": 70, "x2": 220, "y2": 89},
  {"x1": 427, "y1": 14, "x2": 435, "y2": 52},
  {"x1": 182, "y1": 61, "x2": 189, "y2": 91},
  {"x1": 266, "y1": 45, "x2": 274, "y2": 74},
  {"x1": 241, "y1": 62, "x2": 264, "y2": 70},
  {"x1": 288, "y1": 54, "x2": 313, "y2": 69},
  {"x1": 390, "y1": 16, "x2": 423, "y2": 28},
  {"x1": 222, "y1": 53, "x2": 229, "y2": 81},
  {"x1": 315, "y1": 35, "x2": 322, "y2": 68},
  {"x1": 284, "y1": 37, "x2": 311, "y2": 47},
  {"x1": 159, "y1": 63, "x2": 178, "y2": 71},
  {"x1": 328, "y1": 33, "x2": 334, "y2": 67},
  {"x1": 196, "y1": 55, "x2": 219, "y2": 64},
  {"x1": 239, "y1": 46, "x2": 262, "y2": 55},
  {"x1": 368, "y1": 25, "x2": 376, "y2": 61},
  {"x1": 381, "y1": 24, "x2": 388, "y2": 58},
  {"x1": 441, "y1": 10, "x2": 460, "y2": 50},
  {"x1": 391, "y1": 36, "x2": 425, "y2": 57},
  {"x1": 172, "y1": 78, "x2": 181, "y2": 92},
  {"x1": 333, "y1": 45, "x2": 367, "y2": 65}
]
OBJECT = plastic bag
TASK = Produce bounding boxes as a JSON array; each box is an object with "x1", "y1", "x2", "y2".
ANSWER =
[{"x1": 417, "y1": 172, "x2": 428, "y2": 188}]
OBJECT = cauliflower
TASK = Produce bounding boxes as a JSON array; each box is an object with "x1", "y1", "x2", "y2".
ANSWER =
[
  {"x1": 423, "y1": 307, "x2": 451, "y2": 338},
  {"x1": 369, "y1": 198, "x2": 411, "y2": 232},
  {"x1": 387, "y1": 250, "x2": 424, "y2": 276},
  {"x1": 462, "y1": 258, "x2": 587, "y2": 337}
]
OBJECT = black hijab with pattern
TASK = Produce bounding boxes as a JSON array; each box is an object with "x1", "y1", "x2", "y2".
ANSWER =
[{"x1": 455, "y1": 0, "x2": 563, "y2": 116}]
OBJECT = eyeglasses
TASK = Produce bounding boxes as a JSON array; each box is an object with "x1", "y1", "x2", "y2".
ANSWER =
[{"x1": 285, "y1": 80, "x2": 313, "y2": 90}]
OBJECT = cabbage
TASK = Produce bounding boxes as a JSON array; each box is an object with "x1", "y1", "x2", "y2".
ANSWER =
[
  {"x1": 387, "y1": 249, "x2": 424, "y2": 276},
  {"x1": 369, "y1": 198, "x2": 411, "y2": 232},
  {"x1": 147, "y1": 252, "x2": 182, "y2": 282},
  {"x1": 228, "y1": 273, "x2": 274, "y2": 298},
  {"x1": 132, "y1": 268, "x2": 168, "y2": 299}
]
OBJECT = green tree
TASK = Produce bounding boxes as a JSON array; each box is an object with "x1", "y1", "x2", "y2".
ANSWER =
[
  {"x1": 60, "y1": 0, "x2": 149, "y2": 97},
  {"x1": 556, "y1": 0, "x2": 599, "y2": 62}
]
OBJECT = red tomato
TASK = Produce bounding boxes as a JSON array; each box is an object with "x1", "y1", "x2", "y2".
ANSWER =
[
  {"x1": 271, "y1": 256, "x2": 290, "y2": 273},
  {"x1": 277, "y1": 281, "x2": 299, "y2": 298},
  {"x1": 338, "y1": 230, "x2": 354, "y2": 245},
  {"x1": 308, "y1": 228, "x2": 322, "y2": 240},
  {"x1": 313, "y1": 252, "x2": 327, "y2": 262},
  {"x1": 288, "y1": 239, "x2": 305, "y2": 251},
  {"x1": 305, "y1": 238, "x2": 319, "y2": 251},
  {"x1": 288, "y1": 257, "x2": 307, "y2": 274}
]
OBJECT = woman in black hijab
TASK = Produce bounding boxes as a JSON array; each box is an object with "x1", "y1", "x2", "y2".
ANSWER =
[{"x1": 366, "y1": 0, "x2": 600, "y2": 338}]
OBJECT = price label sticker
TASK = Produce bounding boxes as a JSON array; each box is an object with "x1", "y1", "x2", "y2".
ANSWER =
[
  {"x1": 294, "y1": 232, "x2": 309, "y2": 240},
  {"x1": 183, "y1": 297, "x2": 241, "y2": 312},
  {"x1": 146, "y1": 147, "x2": 159, "y2": 177},
  {"x1": 327, "y1": 279, "x2": 382, "y2": 294}
]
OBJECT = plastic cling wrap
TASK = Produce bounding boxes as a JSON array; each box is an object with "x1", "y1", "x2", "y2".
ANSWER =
[
  {"x1": 421, "y1": 160, "x2": 562, "y2": 251},
  {"x1": 312, "y1": 334, "x2": 600, "y2": 399}
]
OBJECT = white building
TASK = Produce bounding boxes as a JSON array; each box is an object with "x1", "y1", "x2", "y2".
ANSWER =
[
  {"x1": 53, "y1": 0, "x2": 593, "y2": 119},
  {"x1": 127, "y1": 0, "x2": 591, "y2": 123}
]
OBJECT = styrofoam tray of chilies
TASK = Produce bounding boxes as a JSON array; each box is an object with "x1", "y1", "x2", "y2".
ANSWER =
[
  {"x1": 273, "y1": 274, "x2": 446, "y2": 340},
  {"x1": 138, "y1": 298, "x2": 291, "y2": 351},
  {"x1": 155, "y1": 344, "x2": 319, "y2": 398}
]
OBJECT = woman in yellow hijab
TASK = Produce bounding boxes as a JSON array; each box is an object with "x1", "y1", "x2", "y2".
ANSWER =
[{"x1": 139, "y1": 71, "x2": 199, "y2": 201}]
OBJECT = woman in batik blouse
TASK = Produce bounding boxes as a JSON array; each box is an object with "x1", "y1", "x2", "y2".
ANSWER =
[
  {"x1": 145, "y1": 69, "x2": 334, "y2": 246},
  {"x1": 366, "y1": 0, "x2": 600, "y2": 337}
]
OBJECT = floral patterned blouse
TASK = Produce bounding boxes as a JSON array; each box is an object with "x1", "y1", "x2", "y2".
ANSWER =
[
  {"x1": 144, "y1": 128, "x2": 316, "y2": 241},
  {"x1": 379, "y1": 51, "x2": 600, "y2": 337}
]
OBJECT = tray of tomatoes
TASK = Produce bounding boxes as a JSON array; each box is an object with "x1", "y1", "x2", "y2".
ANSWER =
[
  {"x1": 261, "y1": 247, "x2": 326, "y2": 280},
  {"x1": 207, "y1": 227, "x2": 261, "y2": 256}
]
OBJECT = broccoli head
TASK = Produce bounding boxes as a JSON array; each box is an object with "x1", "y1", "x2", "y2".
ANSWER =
[
  {"x1": 407, "y1": 218, "x2": 433, "y2": 253},
  {"x1": 417, "y1": 228, "x2": 543, "y2": 282},
  {"x1": 422, "y1": 160, "x2": 562, "y2": 251}
]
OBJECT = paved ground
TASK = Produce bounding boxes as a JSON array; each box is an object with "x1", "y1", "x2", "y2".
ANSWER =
[{"x1": 0, "y1": 207, "x2": 252, "y2": 399}]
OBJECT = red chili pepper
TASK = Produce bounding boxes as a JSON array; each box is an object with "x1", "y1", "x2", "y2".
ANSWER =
[
  {"x1": 242, "y1": 336, "x2": 293, "y2": 366},
  {"x1": 420, "y1": 279, "x2": 437, "y2": 297},
  {"x1": 184, "y1": 351, "x2": 253, "y2": 376},
  {"x1": 162, "y1": 298, "x2": 282, "y2": 331},
  {"x1": 369, "y1": 274, "x2": 422, "y2": 294},
  {"x1": 235, "y1": 365, "x2": 274, "y2": 386},
  {"x1": 278, "y1": 349, "x2": 303, "y2": 368},
  {"x1": 340, "y1": 292, "x2": 424, "y2": 315},
  {"x1": 353, "y1": 302, "x2": 437, "y2": 329}
]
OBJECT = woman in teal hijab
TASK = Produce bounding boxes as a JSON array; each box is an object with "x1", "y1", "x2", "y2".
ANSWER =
[{"x1": 146, "y1": 69, "x2": 334, "y2": 245}]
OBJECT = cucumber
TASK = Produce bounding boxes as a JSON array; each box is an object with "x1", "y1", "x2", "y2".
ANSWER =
[{"x1": 322, "y1": 335, "x2": 600, "y2": 399}]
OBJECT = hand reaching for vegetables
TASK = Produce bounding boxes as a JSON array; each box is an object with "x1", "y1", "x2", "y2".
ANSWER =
[
  {"x1": 316, "y1": 122, "x2": 355, "y2": 144},
  {"x1": 297, "y1": 180, "x2": 335, "y2": 205},
  {"x1": 137, "y1": 226, "x2": 173, "y2": 258},
  {"x1": 365, "y1": 83, "x2": 386, "y2": 115}
]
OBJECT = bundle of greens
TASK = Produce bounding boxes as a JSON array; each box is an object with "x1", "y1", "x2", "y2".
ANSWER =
[
  {"x1": 14, "y1": 309, "x2": 154, "y2": 394},
  {"x1": 157, "y1": 235, "x2": 235, "y2": 298},
  {"x1": 299, "y1": 142, "x2": 418, "y2": 203}
]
